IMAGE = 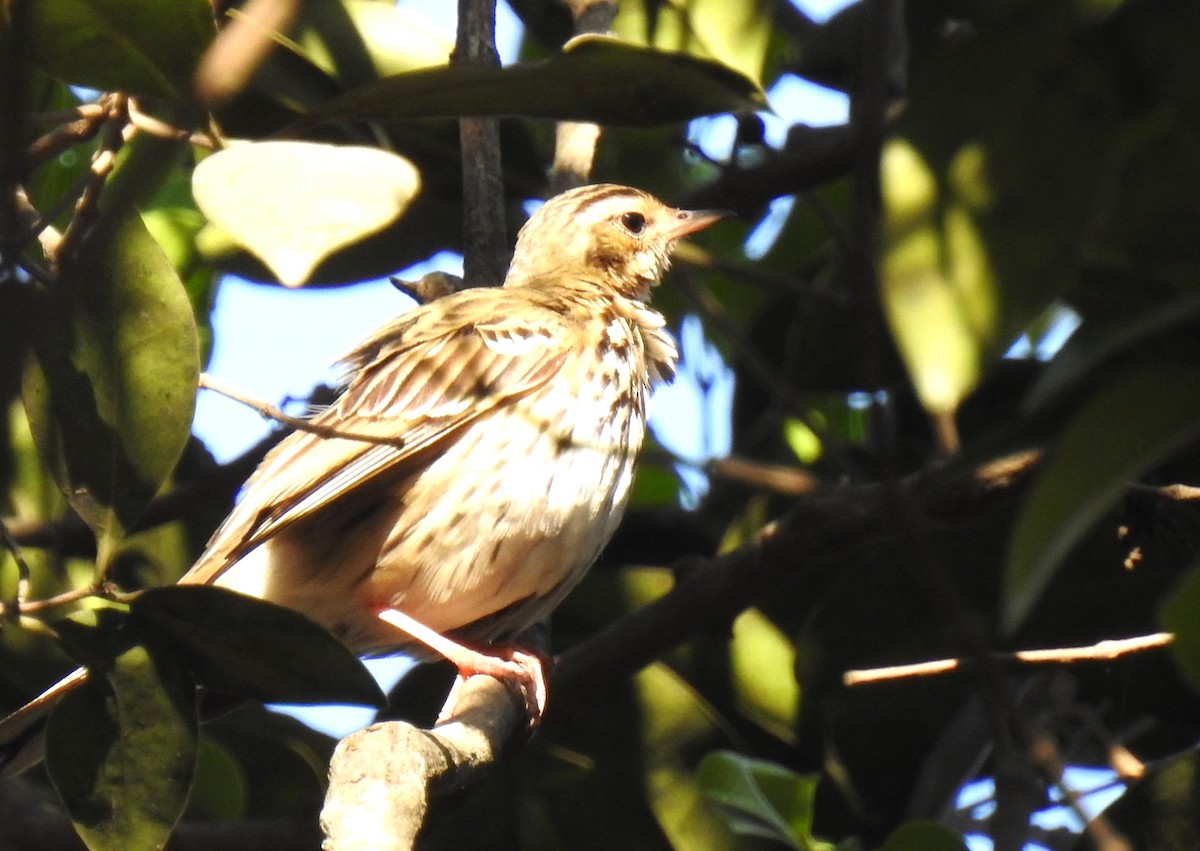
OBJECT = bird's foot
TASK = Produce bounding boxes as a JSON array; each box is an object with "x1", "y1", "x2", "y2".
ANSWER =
[
  {"x1": 435, "y1": 647, "x2": 548, "y2": 727},
  {"x1": 376, "y1": 608, "x2": 548, "y2": 726}
]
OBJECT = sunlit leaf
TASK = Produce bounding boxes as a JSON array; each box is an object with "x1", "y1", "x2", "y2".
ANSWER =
[
  {"x1": 1005, "y1": 358, "x2": 1200, "y2": 633},
  {"x1": 784, "y1": 418, "x2": 822, "y2": 465},
  {"x1": 729, "y1": 609, "x2": 800, "y2": 742},
  {"x1": 697, "y1": 751, "x2": 834, "y2": 850},
  {"x1": 192, "y1": 140, "x2": 421, "y2": 286},
  {"x1": 294, "y1": 0, "x2": 453, "y2": 82},
  {"x1": 637, "y1": 665, "x2": 737, "y2": 850},
  {"x1": 29, "y1": 0, "x2": 215, "y2": 99},
  {"x1": 295, "y1": 34, "x2": 767, "y2": 130},
  {"x1": 614, "y1": 0, "x2": 773, "y2": 84},
  {"x1": 45, "y1": 644, "x2": 197, "y2": 851},
  {"x1": 879, "y1": 139, "x2": 996, "y2": 422},
  {"x1": 132, "y1": 586, "x2": 387, "y2": 708}
]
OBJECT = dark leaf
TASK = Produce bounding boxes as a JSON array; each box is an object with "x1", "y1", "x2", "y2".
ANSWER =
[
  {"x1": 1161, "y1": 567, "x2": 1200, "y2": 693},
  {"x1": 45, "y1": 644, "x2": 197, "y2": 851},
  {"x1": 294, "y1": 34, "x2": 767, "y2": 130},
  {"x1": 29, "y1": 0, "x2": 215, "y2": 99},
  {"x1": 876, "y1": 821, "x2": 968, "y2": 851},
  {"x1": 1005, "y1": 357, "x2": 1200, "y2": 633},
  {"x1": 132, "y1": 586, "x2": 386, "y2": 708}
]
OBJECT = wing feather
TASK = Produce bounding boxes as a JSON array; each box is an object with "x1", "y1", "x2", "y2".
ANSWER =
[{"x1": 183, "y1": 289, "x2": 573, "y2": 585}]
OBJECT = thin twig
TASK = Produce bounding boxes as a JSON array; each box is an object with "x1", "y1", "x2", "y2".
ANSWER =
[
  {"x1": 198, "y1": 373, "x2": 406, "y2": 447},
  {"x1": 0, "y1": 584, "x2": 105, "y2": 619},
  {"x1": 24, "y1": 103, "x2": 111, "y2": 169},
  {"x1": 127, "y1": 99, "x2": 217, "y2": 149},
  {"x1": 844, "y1": 633, "x2": 1175, "y2": 686},
  {"x1": 55, "y1": 94, "x2": 129, "y2": 263},
  {"x1": 0, "y1": 520, "x2": 32, "y2": 622}
]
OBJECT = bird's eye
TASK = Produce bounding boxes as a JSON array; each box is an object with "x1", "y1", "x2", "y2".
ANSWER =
[{"x1": 620, "y1": 211, "x2": 646, "y2": 234}]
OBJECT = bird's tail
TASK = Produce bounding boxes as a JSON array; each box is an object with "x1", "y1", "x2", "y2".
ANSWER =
[{"x1": 0, "y1": 668, "x2": 89, "y2": 778}]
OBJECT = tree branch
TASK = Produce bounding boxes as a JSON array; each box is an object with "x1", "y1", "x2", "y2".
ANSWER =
[
  {"x1": 321, "y1": 676, "x2": 523, "y2": 851},
  {"x1": 454, "y1": 0, "x2": 507, "y2": 287}
]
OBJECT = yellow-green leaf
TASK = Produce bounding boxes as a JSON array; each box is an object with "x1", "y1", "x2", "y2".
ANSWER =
[
  {"x1": 23, "y1": 138, "x2": 199, "y2": 569},
  {"x1": 879, "y1": 139, "x2": 997, "y2": 421},
  {"x1": 192, "y1": 141, "x2": 421, "y2": 286}
]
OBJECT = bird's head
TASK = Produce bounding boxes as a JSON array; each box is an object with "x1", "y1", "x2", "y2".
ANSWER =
[{"x1": 505, "y1": 184, "x2": 726, "y2": 300}]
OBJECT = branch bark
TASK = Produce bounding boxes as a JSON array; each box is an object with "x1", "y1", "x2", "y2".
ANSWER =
[
  {"x1": 454, "y1": 0, "x2": 507, "y2": 288},
  {"x1": 320, "y1": 676, "x2": 523, "y2": 851}
]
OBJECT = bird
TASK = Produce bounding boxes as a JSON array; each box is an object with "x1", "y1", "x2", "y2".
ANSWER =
[{"x1": 0, "y1": 183, "x2": 725, "y2": 771}]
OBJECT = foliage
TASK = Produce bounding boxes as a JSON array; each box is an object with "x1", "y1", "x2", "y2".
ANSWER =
[{"x1": 2, "y1": 0, "x2": 1200, "y2": 849}]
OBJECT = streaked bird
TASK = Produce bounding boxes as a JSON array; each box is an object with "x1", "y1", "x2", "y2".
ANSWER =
[{"x1": 0, "y1": 183, "x2": 725, "y2": 771}]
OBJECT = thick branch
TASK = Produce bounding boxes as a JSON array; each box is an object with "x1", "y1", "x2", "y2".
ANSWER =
[
  {"x1": 555, "y1": 449, "x2": 1041, "y2": 699},
  {"x1": 321, "y1": 676, "x2": 523, "y2": 851}
]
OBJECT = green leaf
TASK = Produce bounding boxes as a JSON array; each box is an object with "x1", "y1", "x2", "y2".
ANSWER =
[
  {"x1": 1161, "y1": 567, "x2": 1200, "y2": 692},
  {"x1": 697, "y1": 751, "x2": 834, "y2": 850},
  {"x1": 23, "y1": 139, "x2": 200, "y2": 569},
  {"x1": 189, "y1": 737, "x2": 247, "y2": 821},
  {"x1": 192, "y1": 141, "x2": 421, "y2": 286},
  {"x1": 131, "y1": 586, "x2": 387, "y2": 708},
  {"x1": 45, "y1": 644, "x2": 197, "y2": 851},
  {"x1": 1004, "y1": 358, "x2": 1200, "y2": 633},
  {"x1": 879, "y1": 139, "x2": 995, "y2": 420},
  {"x1": 29, "y1": 0, "x2": 215, "y2": 99},
  {"x1": 876, "y1": 821, "x2": 968, "y2": 851},
  {"x1": 294, "y1": 34, "x2": 767, "y2": 130},
  {"x1": 293, "y1": 0, "x2": 454, "y2": 82},
  {"x1": 897, "y1": 4, "x2": 1119, "y2": 346},
  {"x1": 613, "y1": 0, "x2": 773, "y2": 84},
  {"x1": 729, "y1": 610, "x2": 800, "y2": 743}
]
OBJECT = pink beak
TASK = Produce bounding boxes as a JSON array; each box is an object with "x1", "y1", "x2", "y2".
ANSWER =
[{"x1": 664, "y1": 207, "x2": 730, "y2": 240}]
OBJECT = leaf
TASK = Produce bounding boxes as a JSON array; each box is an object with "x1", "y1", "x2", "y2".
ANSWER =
[
  {"x1": 45, "y1": 644, "x2": 197, "y2": 851},
  {"x1": 897, "y1": 4, "x2": 1120, "y2": 346},
  {"x1": 293, "y1": 0, "x2": 454, "y2": 82},
  {"x1": 876, "y1": 821, "x2": 968, "y2": 851},
  {"x1": 1160, "y1": 567, "x2": 1200, "y2": 693},
  {"x1": 729, "y1": 610, "x2": 800, "y2": 743},
  {"x1": 29, "y1": 0, "x2": 215, "y2": 99},
  {"x1": 697, "y1": 751, "x2": 834, "y2": 850},
  {"x1": 294, "y1": 34, "x2": 767, "y2": 130},
  {"x1": 613, "y1": 0, "x2": 773, "y2": 84},
  {"x1": 879, "y1": 139, "x2": 995, "y2": 420},
  {"x1": 23, "y1": 138, "x2": 200, "y2": 569},
  {"x1": 192, "y1": 141, "x2": 421, "y2": 286},
  {"x1": 189, "y1": 737, "x2": 247, "y2": 821},
  {"x1": 1004, "y1": 358, "x2": 1200, "y2": 633},
  {"x1": 132, "y1": 586, "x2": 387, "y2": 708}
]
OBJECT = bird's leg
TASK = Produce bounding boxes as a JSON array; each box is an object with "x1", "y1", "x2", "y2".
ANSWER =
[{"x1": 375, "y1": 608, "x2": 548, "y2": 724}]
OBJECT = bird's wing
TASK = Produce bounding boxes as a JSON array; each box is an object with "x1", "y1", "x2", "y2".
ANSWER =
[{"x1": 183, "y1": 289, "x2": 573, "y2": 585}]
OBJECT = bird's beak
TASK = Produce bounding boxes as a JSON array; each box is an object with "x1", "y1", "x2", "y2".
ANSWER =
[{"x1": 664, "y1": 207, "x2": 730, "y2": 240}]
